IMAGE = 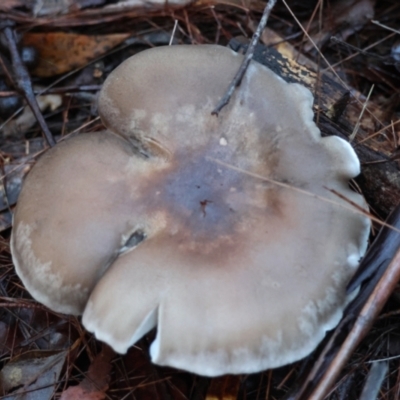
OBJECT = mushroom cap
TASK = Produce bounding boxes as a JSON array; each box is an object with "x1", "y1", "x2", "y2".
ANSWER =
[
  {"x1": 11, "y1": 132, "x2": 144, "y2": 315},
  {"x1": 12, "y1": 45, "x2": 370, "y2": 376}
]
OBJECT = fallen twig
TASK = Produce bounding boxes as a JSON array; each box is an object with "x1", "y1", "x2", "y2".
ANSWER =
[
  {"x1": 1, "y1": 20, "x2": 56, "y2": 147},
  {"x1": 211, "y1": 0, "x2": 277, "y2": 116}
]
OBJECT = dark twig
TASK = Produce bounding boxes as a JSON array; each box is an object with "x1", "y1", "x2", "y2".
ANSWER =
[
  {"x1": 2, "y1": 22, "x2": 56, "y2": 147},
  {"x1": 0, "y1": 84, "x2": 103, "y2": 97},
  {"x1": 211, "y1": 0, "x2": 277, "y2": 116}
]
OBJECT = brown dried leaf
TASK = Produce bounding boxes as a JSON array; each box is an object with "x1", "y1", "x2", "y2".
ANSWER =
[
  {"x1": 60, "y1": 387, "x2": 106, "y2": 400},
  {"x1": 21, "y1": 32, "x2": 130, "y2": 77},
  {"x1": 60, "y1": 345, "x2": 115, "y2": 400}
]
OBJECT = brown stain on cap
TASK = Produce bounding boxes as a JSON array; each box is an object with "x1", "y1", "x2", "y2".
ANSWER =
[{"x1": 126, "y1": 140, "x2": 285, "y2": 265}]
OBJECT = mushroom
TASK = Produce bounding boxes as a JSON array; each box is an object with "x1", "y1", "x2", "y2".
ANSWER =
[{"x1": 11, "y1": 44, "x2": 370, "y2": 376}]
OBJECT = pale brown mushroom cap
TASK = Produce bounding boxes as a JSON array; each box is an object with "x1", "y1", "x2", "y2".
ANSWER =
[
  {"x1": 84, "y1": 45, "x2": 370, "y2": 374},
  {"x1": 11, "y1": 132, "x2": 153, "y2": 315},
  {"x1": 11, "y1": 45, "x2": 370, "y2": 376}
]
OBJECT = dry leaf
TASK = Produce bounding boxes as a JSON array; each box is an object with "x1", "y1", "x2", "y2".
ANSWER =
[
  {"x1": 60, "y1": 346, "x2": 114, "y2": 400},
  {"x1": 3, "y1": 93, "x2": 62, "y2": 137},
  {"x1": 22, "y1": 32, "x2": 130, "y2": 77},
  {"x1": 0, "y1": 350, "x2": 67, "y2": 400}
]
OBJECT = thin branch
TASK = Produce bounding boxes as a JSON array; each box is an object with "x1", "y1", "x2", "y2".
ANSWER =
[
  {"x1": 350, "y1": 84, "x2": 375, "y2": 142},
  {"x1": 2, "y1": 21, "x2": 56, "y2": 147},
  {"x1": 211, "y1": 0, "x2": 277, "y2": 116},
  {"x1": 371, "y1": 20, "x2": 400, "y2": 35},
  {"x1": 0, "y1": 84, "x2": 102, "y2": 97}
]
